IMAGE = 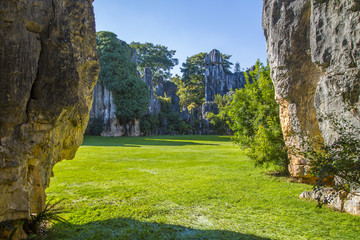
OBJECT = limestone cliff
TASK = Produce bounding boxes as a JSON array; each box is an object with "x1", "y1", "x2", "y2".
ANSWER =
[
  {"x1": 0, "y1": 0, "x2": 99, "y2": 230},
  {"x1": 263, "y1": 0, "x2": 360, "y2": 214},
  {"x1": 143, "y1": 68, "x2": 161, "y2": 116},
  {"x1": 202, "y1": 49, "x2": 246, "y2": 130},
  {"x1": 263, "y1": 0, "x2": 360, "y2": 179},
  {"x1": 204, "y1": 49, "x2": 246, "y2": 102},
  {"x1": 155, "y1": 77, "x2": 180, "y2": 114},
  {"x1": 88, "y1": 82, "x2": 140, "y2": 137}
]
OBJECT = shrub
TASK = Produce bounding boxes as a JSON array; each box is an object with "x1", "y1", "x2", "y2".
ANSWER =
[
  {"x1": 219, "y1": 60, "x2": 288, "y2": 172},
  {"x1": 206, "y1": 94, "x2": 232, "y2": 135},
  {"x1": 86, "y1": 117, "x2": 104, "y2": 136},
  {"x1": 296, "y1": 115, "x2": 360, "y2": 205},
  {"x1": 23, "y1": 198, "x2": 69, "y2": 237},
  {"x1": 140, "y1": 114, "x2": 159, "y2": 135}
]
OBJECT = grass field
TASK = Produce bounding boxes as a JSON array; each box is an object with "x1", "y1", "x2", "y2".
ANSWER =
[{"x1": 44, "y1": 135, "x2": 360, "y2": 240}]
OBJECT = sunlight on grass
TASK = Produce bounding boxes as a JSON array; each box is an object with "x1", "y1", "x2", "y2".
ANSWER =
[{"x1": 44, "y1": 135, "x2": 360, "y2": 240}]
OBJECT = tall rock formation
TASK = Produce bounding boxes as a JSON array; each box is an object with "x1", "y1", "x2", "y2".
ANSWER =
[
  {"x1": 204, "y1": 49, "x2": 246, "y2": 102},
  {"x1": 87, "y1": 39, "x2": 142, "y2": 137},
  {"x1": 202, "y1": 49, "x2": 246, "y2": 123},
  {"x1": 263, "y1": 0, "x2": 360, "y2": 180},
  {"x1": 89, "y1": 82, "x2": 140, "y2": 137},
  {"x1": 263, "y1": 0, "x2": 360, "y2": 213},
  {"x1": 143, "y1": 68, "x2": 161, "y2": 116},
  {"x1": 0, "y1": 0, "x2": 99, "y2": 235},
  {"x1": 155, "y1": 77, "x2": 180, "y2": 114}
]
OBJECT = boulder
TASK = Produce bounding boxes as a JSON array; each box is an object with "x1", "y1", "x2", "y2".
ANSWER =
[{"x1": 0, "y1": 0, "x2": 99, "y2": 231}]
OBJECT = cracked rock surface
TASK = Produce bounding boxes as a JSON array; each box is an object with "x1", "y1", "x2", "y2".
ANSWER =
[
  {"x1": 0, "y1": 0, "x2": 99, "y2": 224},
  {"x1": 263, "y1": 0, "x2": 360, "y2": 180}
]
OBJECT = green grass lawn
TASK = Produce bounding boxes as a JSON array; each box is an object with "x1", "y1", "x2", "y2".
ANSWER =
[{"x1": 44, "y1": 135, "x2": 360, "y2": 240}]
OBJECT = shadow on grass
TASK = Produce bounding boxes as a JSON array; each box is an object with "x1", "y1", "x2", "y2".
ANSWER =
[
  {"x1": 82, "y1": 135, "x2": 226, "y2": 147},
  {"x1": 46, "y1": 218, "x2": 271, "y2": 240}
]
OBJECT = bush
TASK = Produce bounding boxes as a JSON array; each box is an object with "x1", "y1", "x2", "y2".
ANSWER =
[
  {"x1": 86, "y1": 117, "x2": 104, "y2": 136},
  {"x1": 296, "y1": 115, "x2": 360, "y2": 204},
  {"x1": 219, "y1": 60, "x2": 288, "y2": 172},
  {"x1": 207, "y1": 94, "x2": 232, "y2": 135},
  {"x1": 140, "y1": 114, "x2": 159, "y2": 135}
]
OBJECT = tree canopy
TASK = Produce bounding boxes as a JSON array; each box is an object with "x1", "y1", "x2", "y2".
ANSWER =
[
  {"x1": 97, "y1": 31, "x2": 149, "y2": 124},
  {"x1": 130, "y1": 42, "x2": 178, "y2": 83}
]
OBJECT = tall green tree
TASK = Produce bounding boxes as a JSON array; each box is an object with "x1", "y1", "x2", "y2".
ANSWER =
[
  {"x1": 97, "y1": 31, "x2": 149, "y2": 125},
  {"x1": 220, "y1": 60, "x2": 288, "y2": 172},
  {"x1": 130, "y1": 42, "x2": 178, "y2": 83}
]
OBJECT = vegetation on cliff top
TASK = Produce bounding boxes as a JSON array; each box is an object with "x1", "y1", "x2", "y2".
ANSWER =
[
  {"x1": 130, "y1": 41, "x2": 179, "y2": 83},
  {"x1": 96, "y1": 31, "x2": 149, "y2": 125}
]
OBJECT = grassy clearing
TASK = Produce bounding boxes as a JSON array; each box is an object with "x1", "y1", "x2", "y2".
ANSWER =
[{"x1": 44, "y1": 135, "x2": 360, "y2": 239}]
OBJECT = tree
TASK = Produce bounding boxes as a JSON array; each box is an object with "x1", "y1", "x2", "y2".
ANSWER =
[
  {"x1": 234, "y1": 62, "x2": 241, "y2": 74},
  {"x1": 130, "y1": 42, "x2": 178, "y2": 83},
  {"x1": 97, "y1": 31, "x2": 149, "y2": 125},
  {"x1": 221, "y1": 60, "x2": 288, "y2": 172}
]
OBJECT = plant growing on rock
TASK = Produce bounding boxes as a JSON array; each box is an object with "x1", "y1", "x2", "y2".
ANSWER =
[
  {"x1": 296, "y1": 115, "x2": 360, "y2": 206},
  {"x1": 97, "y1": 32, "x2": 149, "y2": 127},
  {"x1": 23, "y1": 198, "x2": 69, "y2": 237}
]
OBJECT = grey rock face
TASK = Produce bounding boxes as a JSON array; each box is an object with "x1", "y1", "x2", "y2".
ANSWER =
[
  {"x1": 155, "y1": 77, "x2": 180, "y2": 114},
  {"x1": 263, "y1": 0, "x2": 360, "y2": 180},
  {"x1": 0, "y1": 0, "x2": 99, "y2": 227},
  {"x1": 89, "y1": 82, "x2": 140, "y2": 137},
  {"x1": 201, "y1": 49, "x2": 246, "y2": 134},
  {"x1": 204, "y1": 49, "x2": 246, "y2": 102},
  {"x1": 143, "y1": 68, "x2": 161, "y2": 116},
  {"x1": 300, "y1": 189, "x2": 360, "y2": 215}
]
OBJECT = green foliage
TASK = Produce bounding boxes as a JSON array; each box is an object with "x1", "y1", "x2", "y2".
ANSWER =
[
  {"x1": 97, "y1": 32, "x2": 149, "y2": 124},
  {"x1": 157, "y1": 96, "x2": 182, "y2": 133},
  {"x1": 86, "y1": 117, "x2": 104, "y2": 136},
  {"x1": 130, "y1": 42, "x2": 178, "y2": 83},
  {"x1": 23, "y1": 198, "x2": 69, "y2": 236},
  {"x1": 296, "y1": 115, "x2": 360, "y2": 205},
  {"x1": 223, "y1": 60, "x2": 288, "y2": 171},
  {"x1": 207, "y1": 94, "x2": 232, "y2": 134},
  {"x1": 140, "y1": 114, "x2": 159, "y2": 135}
]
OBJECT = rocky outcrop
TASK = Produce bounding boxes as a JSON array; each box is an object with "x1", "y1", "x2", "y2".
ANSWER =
[
  {"x1": 204, "y1": 49, "x2": 246, "y2": 102},
  {"x1": 88, "y1": 82, "x2": 140, "y2": 137},
  {"x1": 263, "y1": 0, "x2": 360, "y2": 214},
  {"x1": 0, "y1": 0, "x2": 99, "y2": 234},
  {"x1": 156, "y1": 77, "x2": 180, "y2": 114},
  {"x1": 300, "y1": 189, "x2": 360, "y2": 215},
  {"x1": 263, "y1": 0, "x2": 360, "y2": 180},
  {"x1": 201, "y1": 49, "x2": 246, "y2": 133},
  {"x1": 87, "y1": 40, "x2": 142, "y2": 137},
  {"x1": 143, "y1": 68, "x2": 161, "y2": 116}
]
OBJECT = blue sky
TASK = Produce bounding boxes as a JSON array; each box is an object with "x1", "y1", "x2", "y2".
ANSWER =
[{"x1": 93, "y1": 0, "x2": 267, "y2": 76}]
